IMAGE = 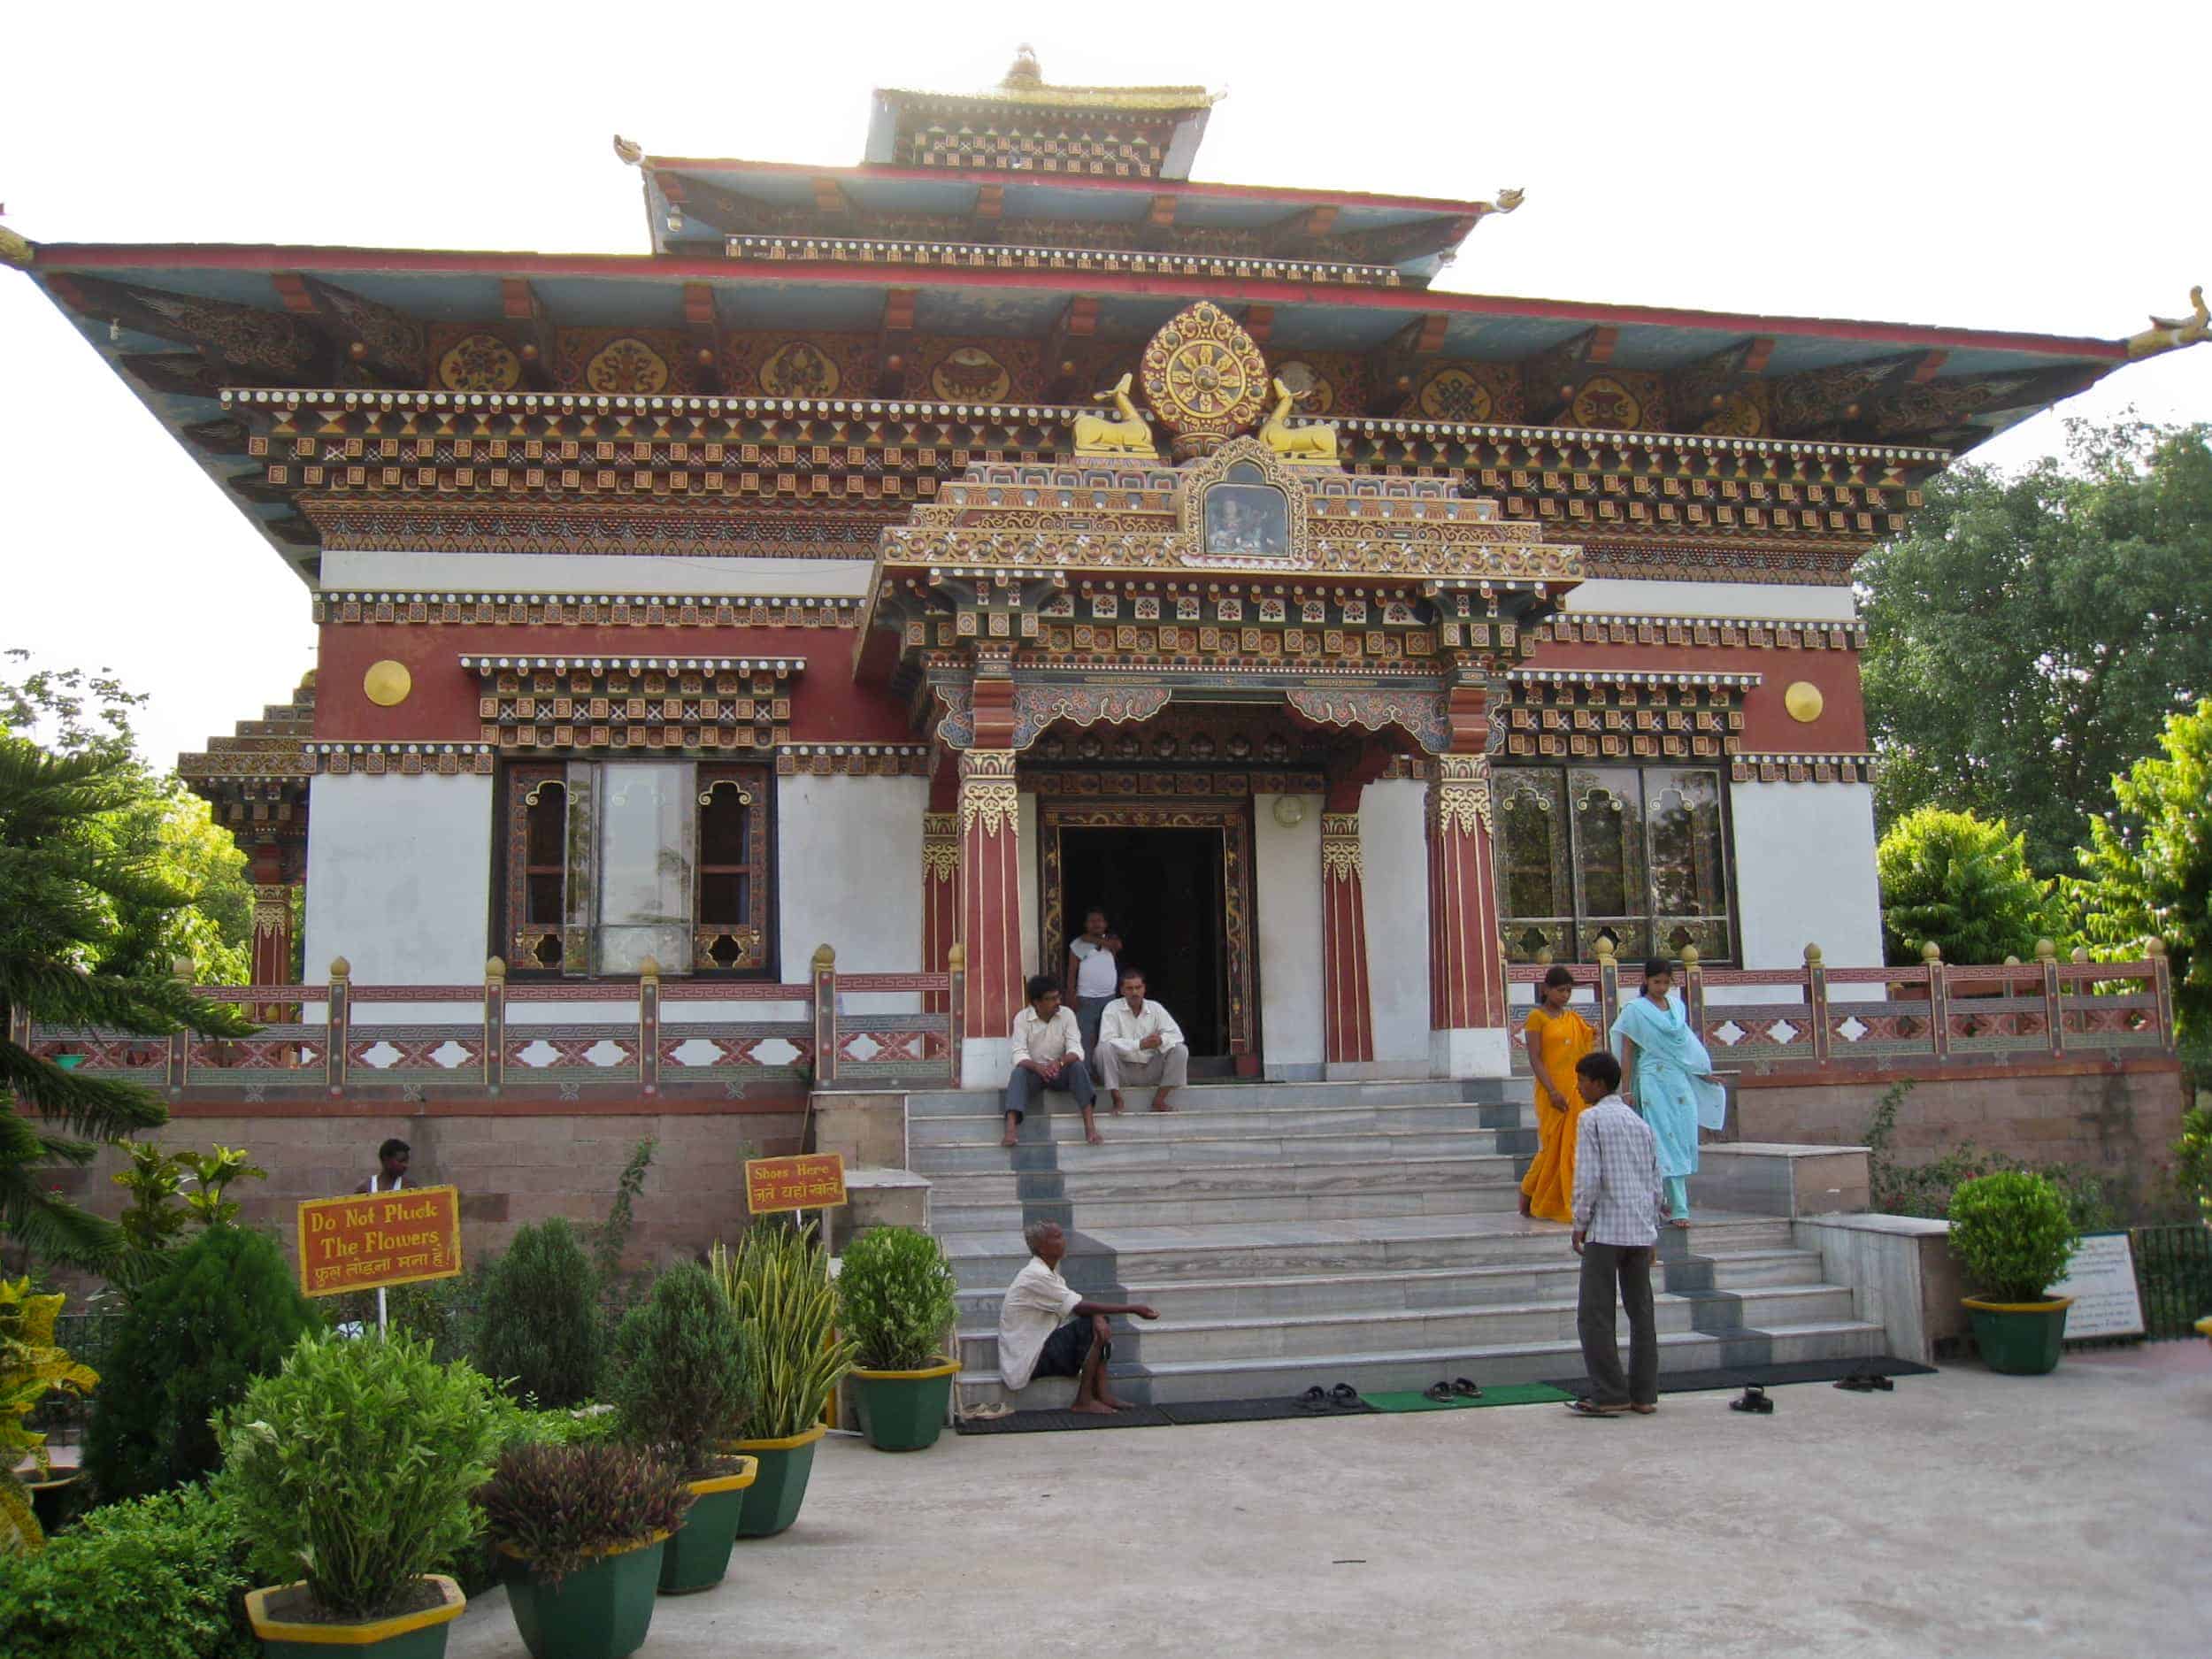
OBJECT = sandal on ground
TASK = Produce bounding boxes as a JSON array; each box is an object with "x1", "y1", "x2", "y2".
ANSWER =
[
  {"x1": 1294, "y1": 1386, "x2": 1331, "y2": 1411},
  {"x1": 1450, "y1": 1377, "x2": 1483, "y2": 1398},
  {"x1": 1834, "y1": 1372, "x2": 1878, "y2": 1393},
  {"x1": 960, "y1": 1402, "x2": 1014, "y2": 1421},
  {"x1": 1329, "y1": 1383, "x2": 1363, "y2": 1408},
  {"x1": 1563, "y1": 1398, "x2": 1625, "y2": 1418},
  {"x1": 1730, "y1": 1386, "x2": 1773, "y2": 1415},
  {"x1": 1423, "y1": 1381, "x2": 1455, "y2": 1402},
  {"x1": 1628, "y1": 1402, "x2": 1658, "y2": 1415}
]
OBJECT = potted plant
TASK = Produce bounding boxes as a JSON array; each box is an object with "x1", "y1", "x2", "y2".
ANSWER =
[
  {"x1": 709, "y1": 1223, "x2": 856, "y2": 1537},
  {"x1": 1948, "y1": 1170, "x2": 2083, "y2": 1375},
  {"x1": 478, "y1": 1440, "x2": 693, "y2": 1659},
  {"x1": 608, "y1": 1262, "x2": 757, "y2": 1594},
  {"x1": 836, "y1": 1225, "x2": 961, "y2": 1452},
  {"x1": 1, "y1": 1277, "x2": 98, "y2": 1554},
  {"x1": 216, "y1": 1330, "x2": 503, "y2": 1658}
]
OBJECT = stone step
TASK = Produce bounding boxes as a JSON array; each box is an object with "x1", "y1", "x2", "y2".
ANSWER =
[
  {"x1": 957, "y1": 1318, "x2": 1889, "y2": 1409},
  {"x1": 909, "y1": 1101, "x2": 1533, "y2": 1146},
  {"x1": 904, "y1": 1079, "x2": 1511, "y2": 1118},
  {"x1": 951, "y1": 1247, "x2": 1826, "y2": 1324},
  {"x1": 956, "y1": 1282, "x2": 1861, "y2": 1371},
  {"x1": 932, "y1": 1186, "x2": 1528, "y2": 1236},
  {"x1": 925, "y1": 1153, "x2": 1523, "y2": 1206},
  {"x1": 912, "y1": 1126, "x2": 1534, "y2": 1175},
  {"x1": 938, "y1": 1215, "x2": 1802, "y2": 1293}
]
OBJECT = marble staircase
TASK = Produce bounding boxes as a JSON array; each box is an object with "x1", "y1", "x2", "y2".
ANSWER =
[{"x1": 906, "y1": 1079, "x2": 1886, "y2": 1409}]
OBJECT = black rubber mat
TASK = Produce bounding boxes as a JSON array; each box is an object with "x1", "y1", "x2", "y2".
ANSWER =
[
  {"x1": 1541, "y1": 1355, "x2": 1937, "y2": 1397},
  {"x1": 1158, "y1": 1394, "x2": 1379, "y2": 1425},
  {"x1": 954, "y1": 1405, "x2": 1173, "y2": 1434}
]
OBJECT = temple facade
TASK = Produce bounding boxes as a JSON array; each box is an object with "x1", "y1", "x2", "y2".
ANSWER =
[{"x1": 10, "y1": 53, "x2": 2194, "y2": 1090}]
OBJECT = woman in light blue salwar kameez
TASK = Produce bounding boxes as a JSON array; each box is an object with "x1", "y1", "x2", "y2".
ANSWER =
[{"x1": 1610, "y1": 957, "x2": 1727, "y2": 1226}]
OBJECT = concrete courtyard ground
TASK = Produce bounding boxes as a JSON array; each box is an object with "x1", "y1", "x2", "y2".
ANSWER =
[{"x1": 449, "y1": 1344, "x2": 2211, "y2": 1659}]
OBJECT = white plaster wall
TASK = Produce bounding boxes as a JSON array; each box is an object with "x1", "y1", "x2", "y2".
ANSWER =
[
  {"x1": 1253, "y1": 795, "x2": 1325, "y2": 1074},
  {"x1": 302, "y1": 772, "x2": 494, "y2": 987},
  {"x1": 1359, "y1": 780, "x2": 1432, "y2": 1071},
  {"x1": 1562, "y1": 578, "x2": 1857, "y2": 623},
  {"x1": 1731, "y1": 780, "x2": 1884, "y2": 973},
  {"x1": 319, "y1": 550, "x2": 874, "y2": 598},
  {"x1": 777, "y1": 774, "x2": 926, "y2": 1011},
  {"x1": 1018, "y1": 793, "x2": 1041, "y2": 983}
]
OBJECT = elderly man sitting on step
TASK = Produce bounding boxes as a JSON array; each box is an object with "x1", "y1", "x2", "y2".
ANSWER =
[
  {"x1": 996, "y1": 1219, "x2": 1159, "y2": 1415},
  {"x1": 1096, "y1": 967, "x2": 1190, "y2": 1114}
]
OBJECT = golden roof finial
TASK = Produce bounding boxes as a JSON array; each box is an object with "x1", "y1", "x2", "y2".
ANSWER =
[{"x1": 1004, "y1": 44, "x2": 1043, "y2": 88}]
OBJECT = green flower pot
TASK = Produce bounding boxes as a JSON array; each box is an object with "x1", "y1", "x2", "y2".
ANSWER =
[
  {"x1": 852, "y1": 1358, "x2": 959, "y2": 1452},
  {"x1": 503, "y1": 1534, "x2": 666, "y2": 1659},
  {"x1": 246, "y1": 1574, "x2": 465, "y2": 1659},
  {"x1": 658, "y1": 1459, "x2": 757, "y2": 1595},
  {"x1": 1964, "y1": 1295, "x2": 2073, "y2": 1375},
  {"x1": 724, "y1": 1424, "x2": 826, "y2": 1538}
]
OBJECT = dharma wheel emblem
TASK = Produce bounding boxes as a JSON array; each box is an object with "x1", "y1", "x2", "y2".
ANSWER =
[{"x1": 1141, "y1": 301, "x2": 1270, "y2": 458}]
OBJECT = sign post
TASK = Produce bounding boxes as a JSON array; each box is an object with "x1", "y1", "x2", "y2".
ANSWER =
[
  {"x1": 296, "y1": 1185, "x2": 465, "y2": 1308},
  {"x1": 744, "y1": 1153, "x2": 848, "y2": 1222}
]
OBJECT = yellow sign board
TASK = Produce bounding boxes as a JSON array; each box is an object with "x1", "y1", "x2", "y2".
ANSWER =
[
  {"x1": 296, "y1": 1185, "x2": 464, "y2": 1298},
  {"x1": 745, "y1": 1154, "x2": 847, "y2": 1215}
]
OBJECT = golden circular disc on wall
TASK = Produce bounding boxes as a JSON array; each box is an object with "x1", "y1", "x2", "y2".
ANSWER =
[
  {"x1": 1784, "y1": 680, "x2": 1824, "y2": 723},
  {"x1": 363, "y1": 660, "x2": 413, "y2": 707},
  {"x1": 1271, "y1": 795, "x2": 1307, "y2": 828}
]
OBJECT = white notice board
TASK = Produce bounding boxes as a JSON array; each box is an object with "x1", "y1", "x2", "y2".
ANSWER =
[{"x1": 2050, "y1": 1230, "x2": 2145, "y2": 1340}]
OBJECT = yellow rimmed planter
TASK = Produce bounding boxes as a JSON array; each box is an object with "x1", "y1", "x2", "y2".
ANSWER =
[
  {"x1": 718, "y1": 1423, "x2": 826, "y2": 1538},
  {"x1": 659, "y1": 1456, "x2": 757, "y2": 1594},
  {"x1": 850, "y1": 1357, "x2": 960, "y2": 1452},
  {"x1": 500, "y1": 1532, "x2": 668, "y2": 1659},
  {"x1": 1963, "y1": 1294, "x2": 2074, "y2": 1375},
  {"x1": 245, "y1": 1574, "x2": 465, "y2": 1659}
]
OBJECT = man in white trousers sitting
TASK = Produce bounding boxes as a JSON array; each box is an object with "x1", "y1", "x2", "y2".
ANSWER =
[{"x1": 1096, "y1": 967, "x2": 1190, "y2": 1114}]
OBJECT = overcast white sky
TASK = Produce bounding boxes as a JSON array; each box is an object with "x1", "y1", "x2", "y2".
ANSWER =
[{"x1": 4, "y1": 1, "x2": 2207, "y2": 769}]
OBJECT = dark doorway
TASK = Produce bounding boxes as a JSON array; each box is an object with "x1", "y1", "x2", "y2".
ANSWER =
[{"x1": 1058, "y1": 827, "x2": 1226, "y2": 1057}]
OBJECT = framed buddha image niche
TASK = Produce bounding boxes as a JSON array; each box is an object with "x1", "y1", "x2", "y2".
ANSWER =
[{"x1": 1203, "y1": 471, "x2": 1291, "y2": 559}]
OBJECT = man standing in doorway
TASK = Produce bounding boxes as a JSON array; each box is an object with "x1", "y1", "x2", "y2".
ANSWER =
[
  {"x1": 1005, "y1": 976, "x2": 1102, "y2": 1148},
  {"x1": 1096, "y1": 968, "x2": 1190, "y2": 1114},
  {"x1": 996, "y1": 1219, "x2": 1159, "y2": 1414},
  {"x1": 1064, "y1": 908, "x2": 1122, "y2": 1054},
  {"x1": 353, "y1": 1137, "x2": 411, "y2": 1194},
  {"x1": 1565, "y1": 1049, "x2": 1666, "y2": 1418}
]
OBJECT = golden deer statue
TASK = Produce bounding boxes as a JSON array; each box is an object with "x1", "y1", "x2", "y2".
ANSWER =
[
  {"x1": 1259, "y1": 376, "x2": 1339, "y2": 463},
  {"x1": 1072, "y1": 373, "x2": 1156, "y2": 457}
]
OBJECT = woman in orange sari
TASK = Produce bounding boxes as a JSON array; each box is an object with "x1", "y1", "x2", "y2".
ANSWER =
[{"x1": 1518, "y1": 964, "x2": 1595, "y2": 1223}]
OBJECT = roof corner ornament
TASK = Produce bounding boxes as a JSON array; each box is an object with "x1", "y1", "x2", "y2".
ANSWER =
[
  {"x1": 1073, "y1": 373, "x2": 1156, "y2": 457},
  {"x1": 2124, "y1": 285, "x2": 2208, "y2": 359},
  {"x1": 1260, "y1": 376, "x2": 1339, "y2": 464},
  {"x1": 611, "y1": 134, "x2": 644, "y2": 167},
  {"x1": 1476, "y1": 187, "x2": 1525, "y2": 219},
  {"x1": 0, "y1": 217, "x2": 32, "y2": 270}
]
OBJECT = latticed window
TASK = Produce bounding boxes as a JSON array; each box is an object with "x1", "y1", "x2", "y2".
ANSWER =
[
  {"x1": 1496, "y1": 765, "x2": 1733, "y2": 964},
  {"x1": 503, "y1": 761, "x2": 773, "y2": 977}
]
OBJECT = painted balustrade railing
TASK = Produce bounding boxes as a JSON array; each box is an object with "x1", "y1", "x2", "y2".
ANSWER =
[
  {"x1": 17, "y1": 944, "x2": 966, "y2": 1102},
  {"x1": 1506, "y1": 939, "x2": 2177, "y2": 1078}
]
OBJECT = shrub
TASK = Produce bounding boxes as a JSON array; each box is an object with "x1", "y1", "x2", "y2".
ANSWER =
[
  {"x1": 1877, "y1": 806, "x2": 2062, "y2": 967},
  {"x1": 609, "y1": 1263, "x2": 748, "y2": 1477},
  {"x1": 477, "y1": 1440, "x2": 692, "y2": 1587},
  {"x1": 1863, "y1": 1086, "x2": 2120, "y2": 1231},
  {"x1": 84, "y1": 1226, "x2": 318, "y2": 1502},
  {"x1": 1, "y1": 1278, "x2": 99, "y2": 1554},
  {"x1": 0, "y1": 1480, "x2": 256, "y2": 1659},
  {"x1": 213, "y1": 1332, "x2": 503, "y2": 1621},
  {"x1": 473, "y1": 1219, "x2": 603, "y2": 1409},
  {"x1": 836, "y1": 1225, "x2": 958, "y2": 1371},
  {"x1": 1948, "y1": 1171, "x2": 2082, "y2": 1302},
  {"x1": 710, "y1": 1221, "x2": 856, "y2": 1440}
]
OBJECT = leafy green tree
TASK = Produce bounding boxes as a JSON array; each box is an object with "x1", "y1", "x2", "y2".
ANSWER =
[
  {"x1": 2075, "y1": 700, "x2": 2212, "y2": 1055},
  {"x1": 1860, "y1": 420, "x2": 2212, "y2": 874},
  {"x1": 474, "y1": 1220, "x2": 604, "y2": 1409},
  {"x1": 0, "y1": 738, "x2": 252, "y2": 1273},
  {"x1": 1876, "y1": 806, "x2": 2063, "y2": 966}
]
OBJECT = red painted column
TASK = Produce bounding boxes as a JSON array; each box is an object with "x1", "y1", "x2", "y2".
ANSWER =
[
  {"x1": 251, "y1": 884, "x2": 296, "y2": 987},
  {"x1": 1426, "y1": 749, "x2": 1509, "y2": 1076},
  {"x1": 956, "y1": 747, "x2": 1022, "y2": 1086},
  {"x1": 1319, "y1": 811, "x2": 1375, "y2": 1067},
  {"x1": 921, "y1": 810, "x2": 958, "y2": 1015}
]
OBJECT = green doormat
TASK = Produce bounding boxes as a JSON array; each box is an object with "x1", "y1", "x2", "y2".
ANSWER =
[{"x1": 1364, "y1": 1383, "x2": 1575, "y2": 1412}]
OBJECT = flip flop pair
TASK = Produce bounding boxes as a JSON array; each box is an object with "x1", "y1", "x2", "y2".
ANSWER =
[
  {"x1": 1295, "y1": 1382, "x2": 1366, "y2": 1411},
  {"x1": 1731, "y1": 1386, "x2": 1774, "y2": 1415},
  {"x1": 1834, "y1": 1371, "x2": 1894, "y2": 1394},
  {"x1": 1422, "y1": 1377, "x2": 1483, "y2": 1402}
]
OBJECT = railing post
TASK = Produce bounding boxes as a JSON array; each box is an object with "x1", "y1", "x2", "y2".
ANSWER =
[
  {"x1": 326, "y1": 956, "x2": 350, "y2": 1097},
  {"x1": 811, "y1": 943, "x2": 838, "y2": 1089},
  {"x1": 2146, "y1": 936, "x2": 2175, "y2": 1053},
  {"x1": 638, "y1": 956, "x2": 661, "y2": 1096},
  {"x1": 1923, "y1": 941, "x2": 1950, "y2": 1060},
  {"x1": 1594, "y1": 937, "x2": 1620, "y2": 1036},
  {"x1": 168, "y1": 956, "x2": 193, "y2": 1094},
  {"x1": 946, "y1": 941, "x2": 966, "y2": 1088},
  {"x1": 484, "y1": 956, "x2": 506, "y2": 1094},
  {"x1": 2035, "y1": 938, "x2": 2062, "y2": 1056},
  {"x1": 1803, "y1": 942, "x2": 1829, "y2": 1064},
  {"x1": 1679, "y1": 943, "x2": 1708, "y2": 1047}
]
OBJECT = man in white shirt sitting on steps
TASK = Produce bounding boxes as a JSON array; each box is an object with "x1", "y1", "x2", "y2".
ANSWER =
[
  {"x1": 1005, "y1": 975, "x2": 1102, "y2": 1148},
  {"x1": 996, "y1": 1219, "x2": 1159, "y2": 1414},
  {"x1": 1096, "y1": 967, "x2": 1189, "y2": 1114}
]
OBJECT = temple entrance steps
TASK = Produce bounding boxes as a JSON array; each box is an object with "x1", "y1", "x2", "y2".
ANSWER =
[{"x1": 908, "y1": 1079, "x2": 1887, "y2": 1410}]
